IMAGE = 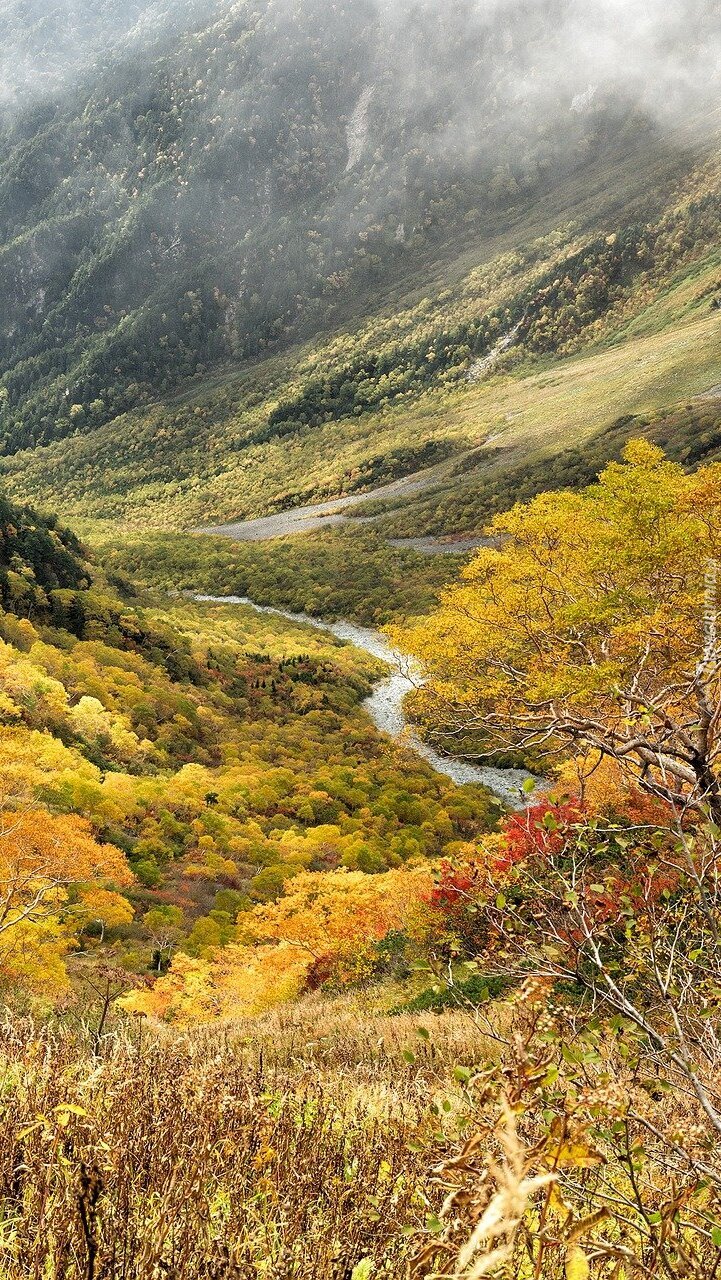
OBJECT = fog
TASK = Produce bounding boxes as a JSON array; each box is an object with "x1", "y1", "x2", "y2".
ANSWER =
[
  {"x1": 0, "y1": 0, "x2": 718, "y2": 454},
  {"x1": 1, "y1": 0, "x2": 719, "y2": 132},
  {"x1": 372, "y1": 0, "x2": 721, "y2": 147},
  {"x1": 0, "y1": 0, "x2": 210, "y2": 109}
]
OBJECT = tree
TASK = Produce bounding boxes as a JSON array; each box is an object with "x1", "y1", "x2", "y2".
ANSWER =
[
  {"x1": 69, "y1": 960, "x2": 143, "y2": 1051},
  {"x1": 75, "y1": 888, "x2": 134, "y2": 943},
  {"x1": 142, "y1": 905, "x2": 185, "y2": 972},
  {"x1": 398, "y1": 443, "x2": 721, "y2": 820},
  {"x1": 244, "y1": 866, "x2": 433, "y2": 970},
  {"x1": 0, "y1": 810, "x2": 132, "y2": 994},
  {"x1": 418, "y1": 802, "x2": 721, "y2": 1278},
  {"x1": 123, "y1": 866, "x2": 433, "y2": 1023},
  {"x1": 119, "y1": 943, "x2": 312, "y2": 1025},
  {"x1": 119, "y1": 952, "x2": 216, "y2": 1024}
]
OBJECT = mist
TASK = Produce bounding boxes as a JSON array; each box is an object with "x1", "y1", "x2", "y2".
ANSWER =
[
  {"x1": 0, "y1": 0, "x2": 718, "y2": 457},
  {"x1": 371, "y1": 0, "x2": 721, "y2": 149},
  {"x1": 1, "y1": 0, "x2": 719, "y2": 131},
  {"x1": 0, "y1": 0, "x2": 211, "y2": 111}
]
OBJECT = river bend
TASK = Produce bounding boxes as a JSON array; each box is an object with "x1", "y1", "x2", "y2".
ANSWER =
[{"x1": 194, "y1": 594, "x2": 535, "y2": 807}]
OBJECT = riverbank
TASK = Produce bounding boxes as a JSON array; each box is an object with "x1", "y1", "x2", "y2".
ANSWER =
[{"x1": 194, "y1": 593, "x2": 537, "y2": 807}]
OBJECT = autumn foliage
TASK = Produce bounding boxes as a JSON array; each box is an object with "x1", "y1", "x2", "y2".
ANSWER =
[
  {"x1": 398, "y1": 443, "x2": 721, "y2": 818},
  {"x1": 0, "y1": 811, "x2": 132, "y2": 993},
  {"x1": 122, "y1": 866, "x2": 433, "y2": 1022}
]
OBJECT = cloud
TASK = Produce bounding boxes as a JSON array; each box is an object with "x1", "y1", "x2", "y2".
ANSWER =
[
  {"x1": 371, "y1": 0, "x2": 721, "y2": 132},
  {"x1": 0, "y1": 0, "x2": 210, "y2": 112},
  {"x1": 1, "y1": 0, "x2": 718, "y2": 145}
]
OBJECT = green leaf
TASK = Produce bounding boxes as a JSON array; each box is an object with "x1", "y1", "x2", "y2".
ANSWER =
[{"x1": 351, "y1": 1260, "x2": 375, "y2": 1280}]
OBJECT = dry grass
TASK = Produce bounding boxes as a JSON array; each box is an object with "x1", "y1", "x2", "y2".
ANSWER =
[
  {"x1": 0, "y1": 999, "x2": 491, "y2": 1280},
  {"x1": 2, "y1": 990, "x2": 717, "y2": 1279},
  {"x1": 375, "y1": 283, "x2": 721, "y2": 486}
]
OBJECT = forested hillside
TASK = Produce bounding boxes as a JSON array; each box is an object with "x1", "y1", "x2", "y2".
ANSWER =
[
  {"x1": 0, "y1": 0, "x2": 661, "y2": 451},
  {"x1": 4, "y1": 127, "x2": 721, "y2": 529},
  {"x1": 0, "y1": 503, "x2": 499, "y2": 1001},
  {"x1": 6, "y1": 3, "x2": 721, "y2": 1277},
  {"x1": 2, "y1": 0, "x2": 721, "y2": 535}
]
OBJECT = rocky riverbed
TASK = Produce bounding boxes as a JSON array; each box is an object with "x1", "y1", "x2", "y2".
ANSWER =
[{"x1": 194, "y1": 593, "x2": 537, "y2": 807}]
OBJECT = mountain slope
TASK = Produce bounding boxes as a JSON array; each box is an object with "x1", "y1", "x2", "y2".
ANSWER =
[
  {"x1": 5, "y1": 133, "x2": 721, "y2": 531},
  {"x1": 2, "y1": 0, "x2": 721, "y2": 538},
  {"x1": 0, "y1": 0, "x2": 715, "y2": 449}
]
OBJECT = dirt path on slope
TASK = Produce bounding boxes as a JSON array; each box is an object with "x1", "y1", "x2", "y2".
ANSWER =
[{"x1": 199, "y1": 461, "x2": 458, "y2": 545}]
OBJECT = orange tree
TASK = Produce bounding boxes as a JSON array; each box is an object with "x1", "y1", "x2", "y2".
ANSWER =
[
  {"x1": 0, "y1": 810, "x2": 132, "y2": 995},
  {"x1": 242, "y1": 865, "x2": 433, "y2": 985},
  {"x1": 396, "y1": 442, "x2": 721, "y2": 820},
  {"x1": 121, "y1": 866, "x2": 433, "y2": 1023}
]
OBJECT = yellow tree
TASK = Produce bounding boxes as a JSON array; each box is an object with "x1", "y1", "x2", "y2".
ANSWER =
[
  {"x1": 75, "y1": 888, "x2": 134, "y2": 943},
  {"x1": 119, "y1": 944, "x2": 312, "y2": 1024},
  {"x1": 119, "y1": 953, "x2": 217, "y2": 1024},
  {"x1": 397, "y1": 443, "x2": 721, "y2": 817},
  {"x1": 0, "y1": 810, "x2": 132, "y2": 993},
  {"x1": 121, "y1": 866, "x2": 433, "y2": 1023},
  {"x1": 243, "y1": 866, "x2": 433, "y2": 963}
]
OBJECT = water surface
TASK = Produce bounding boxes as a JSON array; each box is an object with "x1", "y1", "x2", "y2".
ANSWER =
[{"x1": 194, "y1": 593, "x2": 536, "y2": 807}]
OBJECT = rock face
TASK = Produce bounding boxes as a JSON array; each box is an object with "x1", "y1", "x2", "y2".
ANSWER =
[
  {"x1": 466, "y1": 324, "x2": 521, "y2": 384},
  {"x1": 345, "y1": 86, "x2": 374, "y2": 172}
]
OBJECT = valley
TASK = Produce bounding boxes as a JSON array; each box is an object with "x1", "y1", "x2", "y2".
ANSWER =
[
  {"x1": 194, "y1": 592, "x2": 536, "y2": 803},
  {"x1": 5, "y1": 158, "x2": 721, "y2": 540},
  {"x1": 1, "y1": 1, "x2": 721, "y2": 1276},
  {"x1": 199, "y1": 460, "x2": 492, "y2": 554}
]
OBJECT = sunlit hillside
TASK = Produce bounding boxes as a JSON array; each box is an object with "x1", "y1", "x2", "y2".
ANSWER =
[
  {"x1": 3, "y1": 3, "x2": 721, "y2": 1278},
  {"x1": 0, "y1": 0, "x2": 719, "y2": 537},
  {"x1": 4, "y1": 120, "x2": 721, "y2": 536}
]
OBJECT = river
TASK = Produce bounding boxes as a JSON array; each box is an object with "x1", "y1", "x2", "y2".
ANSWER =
[{"x1": 194, "y1": 593, "x2": 536, "y2": 807}]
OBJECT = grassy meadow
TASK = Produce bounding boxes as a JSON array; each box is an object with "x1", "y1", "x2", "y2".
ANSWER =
[{"x1": 3, "y1": 976, "x2": 719, "y2": 1280}]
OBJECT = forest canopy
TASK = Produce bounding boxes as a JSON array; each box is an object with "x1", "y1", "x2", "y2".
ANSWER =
[{"x1": 398, "y1": 441, "x2": 721, "y2": 816}]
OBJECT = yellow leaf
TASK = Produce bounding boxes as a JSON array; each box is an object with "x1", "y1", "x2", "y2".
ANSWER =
[
  {"x1": 16, "y1": 1119, "x2": 44, "y2": 1141},
  {"x1": 566, "y1": 1247, "x2": 590, "y2": 1280},
  {"x1": 567, "y1": 1208, "x2": 609, "y2": 1244},
  {"x1": 552, "y1": 1139, "x2": 604, "y2": 1169}
]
